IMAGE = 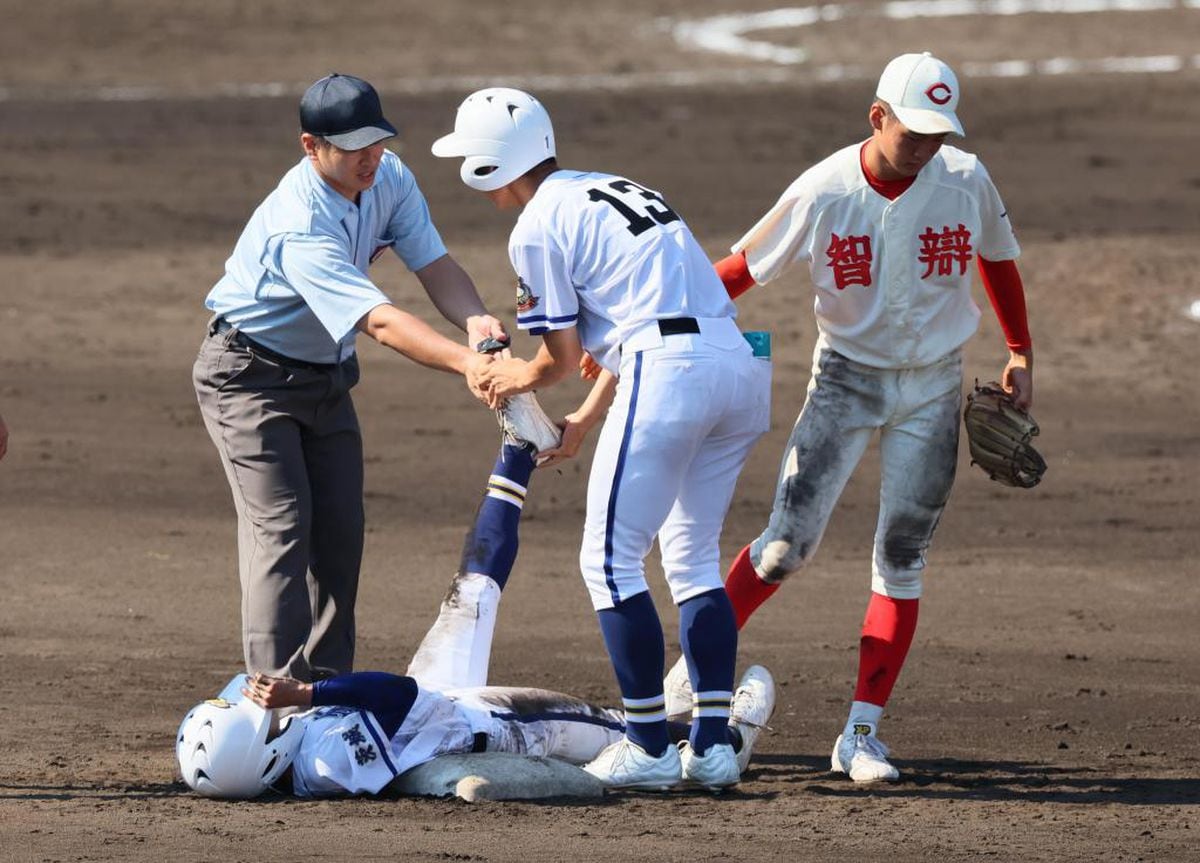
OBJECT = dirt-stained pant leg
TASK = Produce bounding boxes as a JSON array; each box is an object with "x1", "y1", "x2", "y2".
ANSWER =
[
  {"x1": 750, "y1": 349, "x2": 884, "y2": 583},
  {"x1": 406, "y1": 573, "x2": 503, "y2": 692},
  {"x1": 872, "y1": 353, "x2": 963, "y2": 598},
  {"x1": 448, "y1": 686, "x2": 626, "y2": 764}
]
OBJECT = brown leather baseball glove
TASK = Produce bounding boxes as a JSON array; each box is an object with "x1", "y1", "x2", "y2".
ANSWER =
[{"x1": 963, "y1": 381, "x2": 1046, "y2": 488}]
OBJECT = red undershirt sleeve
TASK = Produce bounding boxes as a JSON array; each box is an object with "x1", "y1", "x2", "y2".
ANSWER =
[
  {"x1": 977, "y1": 256, "x2": 1032, "y2": 352},
  {"x1": 714, "y1": 250, "x2": 757, "y2": 299}
]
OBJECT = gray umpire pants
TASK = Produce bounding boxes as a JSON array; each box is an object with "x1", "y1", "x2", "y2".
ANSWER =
[{"x1": 193, "y1": 321, "x2": 364, "y2": 681}]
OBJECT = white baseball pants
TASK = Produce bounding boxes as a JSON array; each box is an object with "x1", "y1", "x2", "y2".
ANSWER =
[
  {"x1": 580, "y1": 318, "x2": 772, "y2": 610},
  {"x1": 447, "y1": 687, "x2": 627, "y2": 764}
]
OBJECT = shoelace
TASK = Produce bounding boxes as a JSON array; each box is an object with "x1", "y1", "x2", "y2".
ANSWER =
[
  {"x1": 607, "y1": 741, "x2": 635, "y2": 770},
  {"x1": 608, "y1": 740, "x2": 659, "y2": 768}
]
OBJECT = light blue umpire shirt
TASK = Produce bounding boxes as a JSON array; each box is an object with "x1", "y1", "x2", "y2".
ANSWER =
[{"x1": 205, "y1": 149, "x2": 447, "y2": 365}]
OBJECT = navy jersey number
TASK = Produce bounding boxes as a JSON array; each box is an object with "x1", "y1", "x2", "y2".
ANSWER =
[{"x1": 587, "y1": 180, "x2": 680, "y2": 237}]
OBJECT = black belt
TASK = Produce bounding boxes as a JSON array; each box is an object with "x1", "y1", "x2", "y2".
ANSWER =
[
  {"x1": 658, "y1": 317, "x2": 699, "y2": 336},
  {"x1": 211, "y1": 318, "x2": 340, "y2": 371}
]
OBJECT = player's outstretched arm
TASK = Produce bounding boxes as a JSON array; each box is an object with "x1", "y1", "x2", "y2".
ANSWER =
[
  {"x1": 414, "y1": 254, "x2": 508, "y2": 347},
  {"x1": 536, "y1": 370, "x2": 618, "y2": 469},
  {"x1": 356, "y1": 303, "x2": 497, "y2": 401},
  {"x1": 478, "y1": 328, "x2": 583, "y2": 409}
]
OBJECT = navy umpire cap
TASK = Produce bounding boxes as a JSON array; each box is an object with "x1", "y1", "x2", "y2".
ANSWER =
[{"x1": 300, "y1": 74, "x2": 398, "y2": 150}]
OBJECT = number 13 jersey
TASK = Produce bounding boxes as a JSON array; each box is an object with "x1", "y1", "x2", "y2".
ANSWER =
[{"x1": 510, "y1": 170, "x2": 736, "y2": 373}]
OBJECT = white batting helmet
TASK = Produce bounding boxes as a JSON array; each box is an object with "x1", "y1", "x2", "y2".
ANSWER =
[
  {"x1": 431, "y1": 88, "x2": 555, "y2": 192},
  {"x1": 176, "y1": 695, "x2": 305, "y2": 799}
]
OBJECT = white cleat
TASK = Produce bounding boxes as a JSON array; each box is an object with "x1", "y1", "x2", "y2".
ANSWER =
[
  {"x1": 583, "y1": 738, "x2": 682, "y2": 791},
  {"x1": 497, "y1": 392, "x2": 562, "y2": 460},
  {"x1": 680, "y1": 742, "x2": 740, "y2": 791},
  {"x1": 662, "y1": 655, "x2": 693, "y2": 720},
  {"x1": 831, "y1": 730, "x2": 901, "y2": 783},
  {"x1": 729, "y1": 665, "x2": 776, "y2": 773}
]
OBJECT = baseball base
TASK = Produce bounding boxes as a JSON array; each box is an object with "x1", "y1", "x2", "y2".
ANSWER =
[{"x1": 390, "y1": 753, "x2": 605, "y2": 802}]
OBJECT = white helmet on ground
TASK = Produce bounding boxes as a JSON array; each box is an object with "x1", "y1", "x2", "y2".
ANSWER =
[
  {"x1": 431, "y1": 88, "x2": 555, "y2": 192},
  {"x1": 176, "y1": 694, "x2": 305, "y2": 799}
]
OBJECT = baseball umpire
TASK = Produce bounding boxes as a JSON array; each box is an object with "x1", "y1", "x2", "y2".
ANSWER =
[
  {"x1": 193, "y1": 73, "x2": 506, "y2": 684},
  {"x1": 665, "y1": 52, "x2": 1035, "y2": 782}
]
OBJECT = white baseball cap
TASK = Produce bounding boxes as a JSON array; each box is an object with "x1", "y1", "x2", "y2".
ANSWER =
[{"x1": 875, "y1": 52, "x2": 965, "y2": 137}]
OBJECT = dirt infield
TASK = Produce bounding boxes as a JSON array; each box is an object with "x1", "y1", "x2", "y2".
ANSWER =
[{"x1": 1, "y1": 3, "x2": 1198, "y2": 861}]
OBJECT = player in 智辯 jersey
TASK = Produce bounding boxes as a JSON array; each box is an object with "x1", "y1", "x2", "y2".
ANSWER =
[
  {"x1": 432, "y1": 88, "x2": 772, "y2": 791},
  {"x1": 663, "y1": 51, "x2": 1036, "y2": 783}
]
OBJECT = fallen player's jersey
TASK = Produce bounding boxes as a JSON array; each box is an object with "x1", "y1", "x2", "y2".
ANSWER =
[
  {"x1": 288, "y1": 684, "x2": 627, "y2": 797},
  {"x1": 291, "y1": 687, "x2": 481, "y2": 797}
]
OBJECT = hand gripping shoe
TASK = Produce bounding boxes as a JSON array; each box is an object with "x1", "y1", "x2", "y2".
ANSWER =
[
  {"x1": 497, "y1": 392, "x2": 561, "y2": 461},
  {"x1": 475, "y1": 336, "x2": 561, "y2": 462},
  {"x1": 729, "y1": 665, "x2": 776, "y2": 773},
  {"x1": 831, "y1": 727, "x2": 900, "y2": 782},
  {"x1": 583, "y1": 738, "x2": 681, "y2": 791}
]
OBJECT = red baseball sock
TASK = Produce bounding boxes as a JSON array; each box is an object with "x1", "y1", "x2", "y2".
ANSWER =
[
  {"x1": 853, "y1": 593, "x2": 919, "y2": 707},
  {"x1": 724, "y1": 545, "x2": 780, "y2": 629}
]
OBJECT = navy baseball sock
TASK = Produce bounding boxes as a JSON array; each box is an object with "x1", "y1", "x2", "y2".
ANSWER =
[
  {"x1": 679, "y1": 588, "x2": 737, "y2": 754},
  {"x1": 457, "y1": 444, "x2": 536, "y2": 590},
  {"x1": 597, "y1": 591, "x2": 669, "y2": 757}
]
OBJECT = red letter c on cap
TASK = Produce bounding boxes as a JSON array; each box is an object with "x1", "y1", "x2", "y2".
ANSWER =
[{"x1": 925, "y1": 82, "x2": 952, "y2": 105}]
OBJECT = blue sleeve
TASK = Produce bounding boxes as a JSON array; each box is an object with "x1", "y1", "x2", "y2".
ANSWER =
[
  {"x1": 277, "y1": 234, "x2": 392, "y2": 342},
  {"x1": 387, "y1": 165, "x2": 448, "y2": 272},
  {"x1": 312, "y1": 672, "x2": 418, "y2": 738}
]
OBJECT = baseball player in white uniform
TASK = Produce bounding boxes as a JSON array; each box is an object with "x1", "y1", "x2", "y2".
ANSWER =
[
  {"x1": 664, "y1": 52, "x2": 1035, "y2": 783},
  {"x1": 430, "y1": 88, "x2": 772, "y2": 791},
  {"x1": 177, "y1": 443, "x2": 776, "y2": 799}
]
